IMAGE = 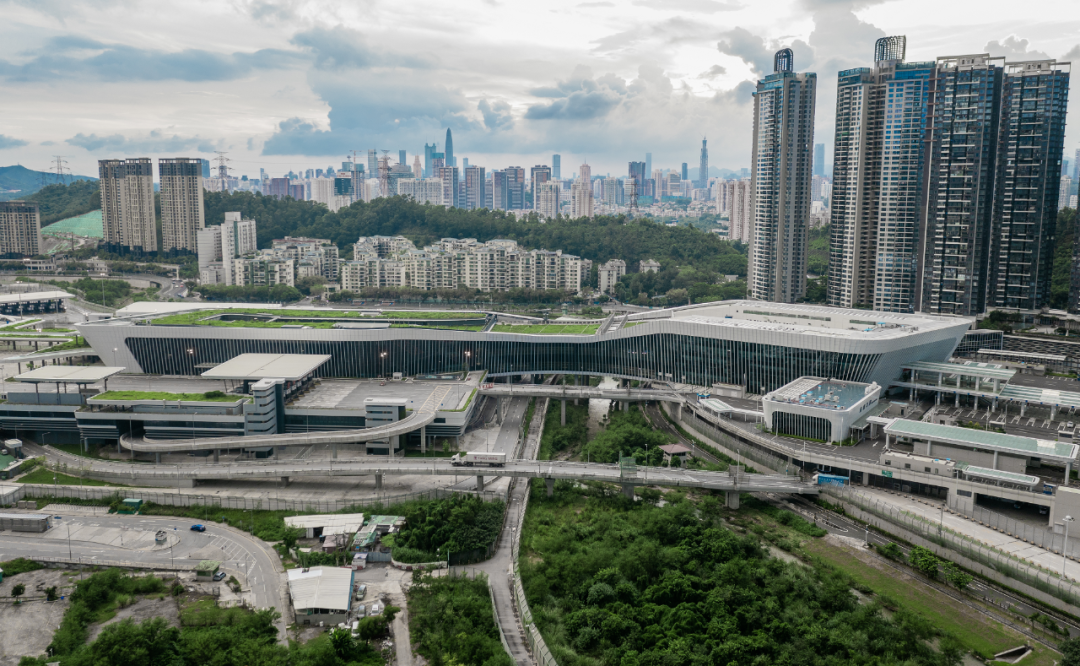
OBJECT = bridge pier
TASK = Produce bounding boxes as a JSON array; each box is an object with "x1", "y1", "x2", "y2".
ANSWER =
[
  {"x1": 725, "y1": 491, "x2": 740, "y2": 510},
  {"x1": 332, "y1": 443, "x2": 338, "y2": 459},
  {"x1": 213, "y1": 449, "x2": 219, "y2": 463},
  {"x1": 476, "y1": 475, "x2": 485, "y2": 491},
  {"x1": 675, "y1": 403, "x2": 682, "y2": 422},
  {"x1": 546, "y1": 478, "x2": 554, "y2": 497},
  {"x1": 561, "y1": 399, "x2": 566, "y2": 425},
  {"x1": 420, "y1": 426, "x2": 426, "y2": 453},
  {"x1": 498, "y1": 398, "x2": 505, "y2": 424},
  {"x1": 375, "y1": 472, "x2": 383, "y2": 490},
  {"x1": 622, "y1": 483, "x2": 635, "y2": 500},
  {"x1": 280, "y1": 476, "x2": 290, "y2": 487}
]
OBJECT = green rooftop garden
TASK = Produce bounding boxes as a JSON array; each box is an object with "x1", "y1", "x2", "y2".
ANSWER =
[
  {"x1": 152, "y1": 308, "x2": 487, "y2": 326},
  {"x1": 490, "y1": 323, "x2": 599, "y2": 335},
  {"x1": 92, "y1": 390, "x2": 246, "y2": 403}
]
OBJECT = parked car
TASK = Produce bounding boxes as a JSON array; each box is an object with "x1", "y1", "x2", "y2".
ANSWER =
[
  {"x1": 190, "y1": 524, "x2": 206, "y2": 532},
  {"x1": 213, "y1": 571, "x2": 227, "y2": 581}
]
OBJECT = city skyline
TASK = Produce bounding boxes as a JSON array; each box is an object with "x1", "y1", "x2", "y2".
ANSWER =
[{"x1": 1, "y1": 0, "x2": 1078, "y2": 179}]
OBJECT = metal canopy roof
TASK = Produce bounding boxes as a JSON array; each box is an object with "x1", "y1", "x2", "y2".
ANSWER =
[
  {"x1": 978, "y1": 349, "x2": 1067, "y2": 363},
  {"x1": 201, "y1": 354, "x2": 330, "y2": 381},
  {"x1": 0, "y1": 290, "x2": 73, "y2": 304},
  {"x1": 903, "y1": 361, "x2": 1016, "y2": 381},
  {"x1": 14, "y1": 366, "x2": 126, "y2": 384},
  {"x1": 287, "y1": 566, "x2": 353, "y2": 612},
  {"x1": 885, "y1": 419, "x2": 1079, "y2": 462},
  {"x1": 1000, "y1": 384, "x2": 1080, "y2": 409},
  {"x1": 955, "y1": 463, "x2": 1041, "y2": 486}
]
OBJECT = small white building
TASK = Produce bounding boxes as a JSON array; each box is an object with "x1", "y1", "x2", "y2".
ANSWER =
[
  {"x1": 288, "y1": 566, "x2": 355, "y2": 626},
  {"x1": 763, "y1": 377, "x2": 882, "y2": 444},
  {"x1": 598, "y1": 259, "x2": 626, "y2": 295}
]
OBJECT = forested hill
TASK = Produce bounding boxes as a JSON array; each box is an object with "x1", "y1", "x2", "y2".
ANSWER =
[
  {"x1": 0, "y1": 165, "x2": 96, "y2": 202},
  {"x1": 28, "y1": 180, "x2": 101, "y2": 225},
  {"x1": 204, "y1": 192, "x2": 749, "y2": 277}
]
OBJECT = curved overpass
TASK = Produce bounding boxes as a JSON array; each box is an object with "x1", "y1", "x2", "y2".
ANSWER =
[
  {"x1": 39, "y1": 453, "x2": 816, "y2": 496},
  {"x1": 119, "y1": 385, "x2": 450, "y2": 453}
]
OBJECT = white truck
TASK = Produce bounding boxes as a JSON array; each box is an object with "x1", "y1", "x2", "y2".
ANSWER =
[{"x1": 449, "y1": 452, "x2": 507, "y2": 467}]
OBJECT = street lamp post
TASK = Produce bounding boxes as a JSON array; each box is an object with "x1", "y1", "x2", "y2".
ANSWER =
[{"x1": 1064, "y1": 515, "x2": 1074, "y2": 578}]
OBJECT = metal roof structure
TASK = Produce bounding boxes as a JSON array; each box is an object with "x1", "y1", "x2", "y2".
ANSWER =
[
  {"x1": 1000, "y1": 384, "x2": 1080, "y2": 409},
  {"x1": 902, "y1": 361, "x2": 1016, "y2": 381},
  {"x1": 0, "y1": 290, "x2": 73, "y2": 304},
  {"x1": 885, "y1": 419, "x2": 1079, "y2": 462},
  {"x1": 955, "y1": 463, "x2": 1041, "y2": 486},
  {"x1": 284, "y1": 513, "x2": 365, "y2": 536},
  {"x1": 201, "y1": 354, "x2": 331, "y2": 381},
  {"x1": 287, "y1": 566, "x2": 353, "y2": 612},
  {"x1": 14, "y1": 366, "x2": 126, "y2": 384},
  {"x1": 977, "y1": 349, "x2": 1067, "y2": 363}
]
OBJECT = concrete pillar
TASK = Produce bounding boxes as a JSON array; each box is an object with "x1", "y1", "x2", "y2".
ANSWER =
[
  {"x1": 622, "y1": 400, "x2": 628, "y2": 412},
  {"x1": 993, "y1": 378, "x2": 999, "y2": 393},
  {"x1": 938, "y1": 372, "x2": 943, "y2": 387},
  {"x1": 497, "y1": 398, "x2": 504, "y2": 425},
  {"x1": 280, "y1": 476, "x2": 290, "y2": 487},
  {"x1": 862, "y1": 472, "x2": 869, "y2": 486},
  {"x1": 117, "y1": 440, "x2": 121, "y2": 454},
  {"x1": 1021, "y1": 403, "x2": 1027, "y2": 416},
  {"x1": 546, "y1": 478, "x2": 554, "y2": 497},
  {"x1": 936, "y1": 391, "x2": 941, "y2": 406},
  {"x1": 909, "y1": 387, "x2": 914, "y2": 401},
  {"x1": 420, "y1": 426, "x2": 426, "y2": 454},
  {"x1": 332, "y1": 443, "x2": 338, "y2": 459},
  {"x1": 155, "y1": 452, "x2": 160, "y2": 464},
  {"x1": 561, "y1": 399, "x2": 566, "y2": 426},
  {"x1": 993, "y1": 451, "x2": 999, "y2": 470},
  {"x1": 955, "y1": 392, "x2": 960, "y2": 408},
  {"x1": 927, "y1": 442, "x2": 933, "y2": 457},
  {"x1": 675, "y1": 403, "x2": 682, "y2": 422},
  {"x1": 476, "y1": 475, "x2": 485, "y2": 491},
  {"x1": 725, "y1": 490, "x2": 741, "y2": 510},
  {"x1": 214, "y1": 449, "x2": 219, "y2": 463},
  {"x1": 1053, "y1": 405, "x2": 1058, "y2": 421},
  {"x1": 622, "y1": 483, "x2": 634, "y2": 499},
  {"x1": 375, "y1": 473, "x2": 383, "y2": 490},
  {"x1": 1067, "y1": 462, "x2": 1073, "y2": 486}
]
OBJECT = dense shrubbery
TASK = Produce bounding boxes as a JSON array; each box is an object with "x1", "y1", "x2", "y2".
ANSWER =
[
  {"x1": 392, "y1": 494, "x2": 504, "y2": 564},
  {"x1": 582, "y1": 406, "x2": 671, "y2": 466},
  {"x1": 0, "y1": 558, "x2": 44, "y2": 577},
  {"x1": 520, "y1": 488, "x2": 962, "y2": 666},
  {"x1": 408, "y1": 573, "x2": 512, "y2": 666},
  {"x1": 193, "y1": 284, "x2": 303, "y2": 304}
]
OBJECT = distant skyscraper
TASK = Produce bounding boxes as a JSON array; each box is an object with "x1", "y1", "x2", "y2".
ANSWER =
[
  {"x1": 99, "y1": 158, "x2": 157, "y2": 254},
  {"x1": 491, "y1": 170, "x2": 509, "y2": 210},
  {"x1": 159, "y1": 157, "x2": 205, "y2": 255},
  {"x1": 398, "y1": 150, "x2": 406, "y2": 168},
  {"x1": 464, "y1": 165, "x2": 486, "y2": 210},
  {"x1": 367, "y1": 149, "x2": 377, "y2": 177},
  {"x1": 552, "y1": 154, "x2": 561, "y2": 180},
  {"x1": 463, "y1": 157, "x2": 469, "y2": 171},
  {"x1": 571, "y1": 179, "x2": 593, "y2": 219},
  {"x1": 697, "y1": 139, "x2": 709, "y2": 189},
  {"x1": 412, "y1": 155, "x2": 422, "y2": 179},
  {"x1": 445, "y1": 128, "x2": 455, "y2": 168},
  {"x1": 645, "y1": 153, "x2": 652, "y2": 181},
  {"x1": 0, "y1": 201, "x2": 42, "y2": 258},
  {"x1": 530, "y1": 165, "x2": 552, "y2": 208},
  {"x1": 681, "y1": 163, "x2": 688, "y2": 182},
  {"x1": 724, "y1": 181, "x2": 753, "y2": 243},
  {"x1": 813, "y1": 144, "x2": 825, "y2": 177},
  {"x1": 505, "y1": 167, "x2": 525, "y2": 210},
  {"x1": 1074, "y1": 149, "x2": 1079, "y2": 181},
  {"x1": 749, "y1": 48, "x2": 816, "y2": 304},
  {"x1": 438, "y1": 166, "x2": 460, "y2": 208},
  {"x1": 200, "y1": 159, "x2": 211, "y2": 179},
  {"x1": 827, "y1": 36, "x2": 933, "y2": 313},
  {"x1": 536, "y1": 181, "x2": 561, "y2": 218},
  {"x1": 579, "y1": 163, "x2": 591, "y2": 183},
  {"x1": 424, "y1": 143, "x2": 436, "y2": 178}
]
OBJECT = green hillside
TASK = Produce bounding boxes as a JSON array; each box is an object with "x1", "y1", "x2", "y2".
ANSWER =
[
  {"x1": 29, "y1": 180, "x2": 101, "y2": 226},
  {"x1": 0, "y1": 165, "x2": 96, "y2": 202}
]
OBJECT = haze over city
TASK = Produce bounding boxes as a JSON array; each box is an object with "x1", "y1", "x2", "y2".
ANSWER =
[{"x1": 2, "y1": 0, "x2": 1079, "y2": 178}]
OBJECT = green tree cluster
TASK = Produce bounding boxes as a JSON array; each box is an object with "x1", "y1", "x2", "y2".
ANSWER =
[
  {"x1": 582, "y1": 407, "x2": 672, "y2": 466},
  {"x1": 29, "y1": 180, "x2": 101, "y2": 226},
  {"x1": 391, "y1": 494, "x2": 505, "y2": 564},
  {"x1": 407, "y1": 573, "x2": 512, "y2": 666},
  {"x1": 1052, "y1": 207, "x2": 1078, "y2": 309},
  {"x1": 521, "y1": 489, "x2": 962, "y2": 666},
  {"x1": 194, "y1": 283, "x2": 302, "y2": 304}
]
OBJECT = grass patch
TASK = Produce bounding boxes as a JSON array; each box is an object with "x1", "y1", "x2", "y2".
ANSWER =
[
  {"x1": 0, "y1": 318, "x2": 40, "y2": 330},
  {"x1": 390, "y1": 323, "x2": 486, "y2": 331},
  {"x1": 17, "y1": 467, "x2": 128, "y2": 487},
  {"x1": 403, "y1": 448, "x2": 456, "y2": 458},
  {"x1": 93, "y1": 390, "x2": 245, "y2": 403},
  {"x1": 30, "y1": 336, "x2": 89, "y2": 353},
  {"x1": 0, "y1": 557, "x2": 45, "y2": 577},
  {"x1": 803, "y1": 537, "x2": 1055, "y2": 664},
  {"x1": 490, "y1": 323, "x2": 599, "y2": 335}
]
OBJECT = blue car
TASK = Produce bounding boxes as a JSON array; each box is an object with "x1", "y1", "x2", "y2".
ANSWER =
[{"x1": 190, "y1": 524, "x2": 206, "y2": 532}]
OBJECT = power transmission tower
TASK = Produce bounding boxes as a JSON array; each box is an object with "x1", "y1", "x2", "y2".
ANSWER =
[
  {"x1": 51, "y1": 156, "x2": 71, "y2": 185},
  {"x1": 213, "y1": 151, "x2": 231, "y2": 192}
]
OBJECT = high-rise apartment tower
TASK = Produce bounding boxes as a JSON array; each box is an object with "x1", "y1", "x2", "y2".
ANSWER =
[
  {"x1": 698, "y1": 139, "x2": 709, "y2": 189},
  {"x1": 0, "y1": 201, "x2": 43, "y2": 257},
  {"x1": 749, "y1": 49, "x2": 816, "y2": 303},
  {"x1": 99, "y1": 158, "x2": 157, "y2": 254},
  {"x1": 159, "y1": 157, "x2": 205, "y2": 254}
]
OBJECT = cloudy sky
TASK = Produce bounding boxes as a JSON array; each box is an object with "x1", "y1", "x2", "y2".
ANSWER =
[{"x1": 1, "y1": 0, "x2": 1078, "y2": 181}]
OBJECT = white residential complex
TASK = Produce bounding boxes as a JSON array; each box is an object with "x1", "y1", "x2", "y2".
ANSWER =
[
  {"x1": 197, "y1": 212, "x2": 258, "y2": 286},
  {"x1": 397, "y1": 178, "x2": 444, "y2": 205},
  {"x1": 598, "y1": 259, "x2": 626, "y2": 294},
  {"x1": 341, "y1": 236, "x2": 587, "y2": 294}
]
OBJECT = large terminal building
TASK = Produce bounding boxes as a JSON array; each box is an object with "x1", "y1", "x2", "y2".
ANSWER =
[{"x1": 78, "y1": 301, "x2": 970, "y2": 391}]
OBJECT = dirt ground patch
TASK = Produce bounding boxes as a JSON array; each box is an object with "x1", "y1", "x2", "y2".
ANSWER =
[
  {"x1": 86, "y1": 595, "x2": 181, "y2": 643},
  {"x1": 0, "y1": 569, "x2": 74, "y2": 665}
]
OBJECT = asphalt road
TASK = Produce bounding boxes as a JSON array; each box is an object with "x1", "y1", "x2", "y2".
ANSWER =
[{"x1": 0, "y1": 513, "x2": 286, "y2": 636}]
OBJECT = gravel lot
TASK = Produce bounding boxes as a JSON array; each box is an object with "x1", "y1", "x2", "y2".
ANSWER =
[{"x1": 0, "y1": 568, "x2": 73, "y2": 665}]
